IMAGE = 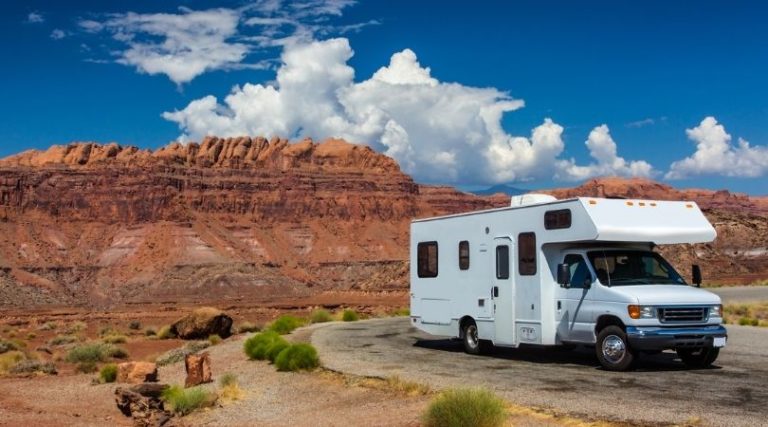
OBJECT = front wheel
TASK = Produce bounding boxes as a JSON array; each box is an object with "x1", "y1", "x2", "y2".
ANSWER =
[
  {"x1": 595, "y1": 326, "x2": 637, "y2": 371},
  {"x1": 461, "y1": 320, "x2": 486, "y2": 355},
  {"x1": 677, "y1": 347, "x2": 719, "y2": 368}
]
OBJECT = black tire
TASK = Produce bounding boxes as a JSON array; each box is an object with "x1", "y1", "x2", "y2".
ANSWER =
[
  {"x1": 461, "y1": 320, "x2": 484, "y2": 355},
  {"x1": 595, "y1": 325, "x2": 637, "y2": 371},
  {"x1": 677, "y1": 347, "x2": 720, "y2": 368}
]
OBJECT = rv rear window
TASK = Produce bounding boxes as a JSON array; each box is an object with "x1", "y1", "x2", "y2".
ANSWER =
[
  {"x1": 417, "y1": 241, "x2": 438, "y2": 278},
  {"x1": 518, "y1": 232, "x2": 537, "y2": 275},
  {"x1": 459, "y1": 241, "x2": 470, "y2": 270},
  {"x1": 496, "y1": 245, "x2": 510, "y2": 279},
  {"x1": 544, "y1": 209, "x2": 571, "y2": 230}
]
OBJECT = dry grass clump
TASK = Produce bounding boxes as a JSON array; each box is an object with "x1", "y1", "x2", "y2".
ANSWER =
[
  {"x1": 208, "y1": 334, "x2": 223, "y2": 345},
  {"x1": 237, "y1": 322, "x2": 261, "y2": 334},
  {"x1": 10, "y1": 360, "x2": 57, "y2": 375},
  {"x1": 38, "y1": 321, "x2": 58, "y2": 331},
  {"x1": 157, "y1": 325, "x2": 177, "y2": 340},
  {"x1": 102, "y1": 334, "x2": 128, "y2": 344},
  {"x1": 65, "y1": 321, "x2": 87, "y2": 335},
  {"x1": 724, "y1": 302, "x2": 768, "y2": 327},
  {"x1": 385, "y1": 375, "x2": 431, "y2": 396},
  {"x1": 218, "y1": 373, "x2": 244, "y2": 401},
  {"x1": 49, "y1": 335, "x2": 78, "y2": 346},
  {"x1": 390, "y1": 307, "x2": 410, "y2": 317},
  {"x1": 422, "y1": 388, "x2": 507, "y2": 427},
  {"x1": 0, "y1": 351, "x2": 27, "y2": 375},
  {"x1": 65, "y1": 342, "x2": 128, "y2": 364}
]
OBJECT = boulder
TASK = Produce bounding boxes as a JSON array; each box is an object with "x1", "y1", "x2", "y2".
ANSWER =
[
  {"x1": 117, "y1": 362, "x2": 158, "y2": 384},
  {"x1": 115, "y1": 383, "x2": 172, "y2": 427},
  {"x1": 170, "y1": 307, "x2": 232, "y2": 340},
  {"x1": 184, "y1": 352, "x2": 212, "y2": 387}
]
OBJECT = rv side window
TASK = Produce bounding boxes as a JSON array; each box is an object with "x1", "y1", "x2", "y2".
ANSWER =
[
  {"x1": 518, "y1": 232, "x2": 537, "y2": 275},
  {"x1": 417, "y1": 242, "x2": 438, "y2": 278},
  {"x1": 544, "y1": 209, "x2": 571, "y2": 230},
  {"x1": 496, "y1": 245, "x2": 509, "y2": 279},
  {"x1": 459, "y1": 241, "x2": 470, "y2": 270}
]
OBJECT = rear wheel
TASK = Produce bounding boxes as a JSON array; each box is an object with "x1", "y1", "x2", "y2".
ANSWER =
[
  {"x1": 461, "y1": 320, "x2": 484, "y2": 355},
  {"x1": 677, "y1": 347, "x2": 719, "y2": 368},
  {"x1": 595, "y1": 325, "x2": 637, "y2": 371}
]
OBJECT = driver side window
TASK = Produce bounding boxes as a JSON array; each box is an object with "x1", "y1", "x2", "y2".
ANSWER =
[{"x1": 564, "y1": 254, "x2": 591, "y2": 289}]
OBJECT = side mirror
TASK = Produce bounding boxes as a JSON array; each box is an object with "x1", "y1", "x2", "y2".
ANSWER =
[
  {"x1": 692, "y1": 265, "x2": 702, "y2": 287},
  {"x1": 583, "y1": 271, "x2": 592, "y2": 289},
  {"x1": 557, "y1": 263, "x2": 570, "y2": 288}
]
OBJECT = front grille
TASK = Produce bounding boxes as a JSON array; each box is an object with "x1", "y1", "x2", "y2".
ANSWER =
[{"x1": 658, "y1": 307, "x2": 707, "y2": 323}]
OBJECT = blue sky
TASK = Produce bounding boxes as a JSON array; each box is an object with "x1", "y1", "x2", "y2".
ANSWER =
[{"x1": 2, "y1": 1, "x2": 767, "y2": 194}]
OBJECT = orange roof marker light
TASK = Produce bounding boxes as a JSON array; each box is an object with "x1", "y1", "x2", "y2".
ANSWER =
[
  {"x1": 686, "y1": 204, "x2": 694, "y2": 209},
  {"x1": 626, "y1": 201, "x2": 634, "y2": 206},
  {"x1": 650, "y1": 202, "x2": 657, "y2": 207},
  {"x1": 588, "y1": 200, "x2": 597, "y2": 205},
  {"x1": 639, "y1": 202, "x2": 646, "y2": 207}
]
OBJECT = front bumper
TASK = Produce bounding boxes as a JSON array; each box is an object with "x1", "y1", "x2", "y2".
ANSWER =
[{"x1": 626, "y1": 324, "x2": 727, "y2": 351}]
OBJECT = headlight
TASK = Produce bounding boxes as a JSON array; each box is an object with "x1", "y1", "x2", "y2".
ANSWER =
[
  {"x1": 628, "y1": 305, "x2": 656, "y2": 319},
  {"x1": 710, "y1": 304, "x2": 723, "y2": 317}
]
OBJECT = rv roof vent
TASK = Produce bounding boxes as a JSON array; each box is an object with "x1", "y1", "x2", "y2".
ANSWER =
[{"x1": 510, "y1": 193, "x2": 557, "y2": 207}]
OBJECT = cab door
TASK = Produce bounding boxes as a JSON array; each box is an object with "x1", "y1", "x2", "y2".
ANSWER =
[
  {"x1": 556, "y1": 253, "x2": 594, "y2": 343},
  {"x1": 492, "y1": 237, "x2": 515, "y2": 345}
]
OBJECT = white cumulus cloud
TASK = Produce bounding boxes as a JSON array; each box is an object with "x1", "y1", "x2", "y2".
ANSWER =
[
  {"x1": 557, "y1": 124, "x2": 654, "y2": 181},
  {"x1": 26, "y1": 12, "x2": 44, "y2": 24},
  {"x1": 164, "y1": 38, "x2": 654, "y2": 184},
  {"x1": 666, "y1": 117, "x2": 768, "y2": 179}
]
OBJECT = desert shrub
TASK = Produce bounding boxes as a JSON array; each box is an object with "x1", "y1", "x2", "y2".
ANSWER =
[
  {"x1": 0, "y1": 351, "x2": 26, "y2": 374},
  {"x1": 103, "y1": 334, "x2": 127, "y2": 344},
  {"x1": 739, "y1": 317, "x2": 760, "y2": 326},
  {"x1": 422, "y1": 388, "x2": 506, "y2": 427},
  {"x1": 342, "y1": 309, "x2": 359, "y2": 322},
  {"x1": 11, "y1": 360, "x2": 57, "y2": 375},
  {"x1": 38, "y1": 321, "x2": 58, "y2": 331},
  {"x1": 274, "y1": 343, "x2": 320, "y2": 372},
  {"x1": 27, "y1": 332, "x2": 37, "y2": 339},
  {"x1": 76, "y1": 361, "x2": 98, "y2": 374},
  {"x1": 128, "y1": 321, "x2": 141, "y2": 330},
  {"x1": 157, "y1": 325, "x2": 176, "y2": 340},
  {"x1": 7, "y1": 331, "x2": 16, "y2": 339},
  {"x1": 244, "y1": 331, "x2": 286, "y2": 361},
  {"x1": 237, "y1": 322, "x2": 261, "y2": 334},
  {"x1": 162, "y1": 385, "x2": 216, "y2": 416},
  {"x1": 99, "y1": 363, "x2": 118, "y2": 383},
  {"x1": 0, "y1": 339, "x2": 19, "y2": 354},
  {"x1": 386, "y1": 375, "x2": 431, "y2": 396},
  {"x1": 156, "y1": 341, "x2": 210, "y2": 366},
  {"x1": 218, "y1": 373, "x2": 243, "y2": 401},
  {"x1": 268, "y1": 315, "x2": 305, "y2": 335},
  {"x1": 49, "y1": 335, "x2": 78, "y2": 346},
  {"x1": 208, "y1": 334, "x2": 222, "y2": 345},
  {"x1": 144, "y1": 327, "x2": 157, "y2": 337},
  {"x1": 66, "y1": 343, "x2": 127, "y2": 363},
  {"x1": 265, "y1": 339, "x2": 290, "y2": 363},
  {"x1": 65, "y1": 321, "x2": 87, "y2": 334},
  {"x1": 310, "y1": 309, "x2": 333, "y2": 324}
]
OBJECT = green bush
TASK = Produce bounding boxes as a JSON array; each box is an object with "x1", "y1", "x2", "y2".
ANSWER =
[
  {"x1": 265, "y1": 339, "x2": 290, "y2": 363},
  {"x1": 237, "y1": 322, "x2": 261, "y2": 334},
  {"x1": 342, "y1": 309, "x2": 359, "y2": 322},
  {"x1": 274, "y1": 343, "x2": 320, "y2": 372},
  {"x1": 422, "y1": 388, "x2": 506, "y2": 427},
  {"x1": 76, "y1": 361, "x2": 98, "y2": 374},
  {"x1": 310, "y1": 309, "x2": 333, "y2": 324},
  {"x1": 243, "y1": 331, "x2": 286, "y2": 361},
  {"x1": 99, "y1": 363, "x2": 118, "y2": 383},
  {"x1": 268, "y1": 315, "x2": 305, "y2": 335},
  {"x1": 391, "y1": 307, "x2": 410, "y2": 317},
  {"x1": 739, "y1": 317, "x2": 760, "y2": 326},
  {"x1": 208, "y1": 334, "x2": 222, "y2": 345},
  {"x1": 162, "y1": 385, "x2": 216, "y2": 416},
  {"x1": 219, "y1": 372, "x2": 238, "y2": 387}
]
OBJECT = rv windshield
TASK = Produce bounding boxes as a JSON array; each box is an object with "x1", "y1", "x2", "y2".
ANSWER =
[{"x1": 587, "y1": 250, "x2": 686, "y2": 286}]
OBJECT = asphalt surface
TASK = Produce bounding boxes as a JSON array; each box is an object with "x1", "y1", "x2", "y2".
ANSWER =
[
  {"x1": 313, "y1": 318, "x2": 768, "y2": 427},
  {"x1": 710, "y1": 286, "x2": 768, "y2": 304}
]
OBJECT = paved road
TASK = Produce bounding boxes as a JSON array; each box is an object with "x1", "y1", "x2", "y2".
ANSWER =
[
  {"x1": 313, "y1": 318, "x2": 768, "y2": 427},
  {"x1": 710, "y1": 286, "x2": 768, "y2": 304}
]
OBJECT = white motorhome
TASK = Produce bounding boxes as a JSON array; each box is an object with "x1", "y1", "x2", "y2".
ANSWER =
[{"x1": 410, "y1": 195, "x2": 727, "y2": 371}]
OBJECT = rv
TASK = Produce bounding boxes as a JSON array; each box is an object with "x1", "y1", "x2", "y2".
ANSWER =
[{"x1": 409, "y1": 195, "x2": 727, "y2": 371}]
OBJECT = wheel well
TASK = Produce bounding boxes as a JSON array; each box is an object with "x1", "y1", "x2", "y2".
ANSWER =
[
  {"x1": 595, "y1": 315, "x2": 625, "y2": 334},
  {"x1": 459, "y1": 316, "x2": 475, "y2": 338}
]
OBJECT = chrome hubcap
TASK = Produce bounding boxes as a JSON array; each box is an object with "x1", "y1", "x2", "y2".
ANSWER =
[
  {"x1": 466, "y1": 325, "x2": 479, "y2": 348},
  {"x1": 602, "y1": 335, "x2": 626, "y2": 363}
]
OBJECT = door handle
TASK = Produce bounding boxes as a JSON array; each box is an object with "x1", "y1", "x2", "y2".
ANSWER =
[{"x1": 492, "y1": 286, "x2": 499, "y2": 298}]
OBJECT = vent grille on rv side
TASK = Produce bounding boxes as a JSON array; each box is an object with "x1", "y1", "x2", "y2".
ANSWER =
[{"x1": 658, "y1": 307, "x2": 708, "y2": 323}]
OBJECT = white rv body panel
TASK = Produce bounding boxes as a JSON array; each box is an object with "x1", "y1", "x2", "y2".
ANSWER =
[{"x1": 409, "y1": 196, "x2": 725, "y2": 356}]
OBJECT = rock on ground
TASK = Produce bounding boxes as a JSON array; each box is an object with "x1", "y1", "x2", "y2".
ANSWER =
[{"x1": 170, "y1": 307, "x2": 233, "y2": 340}]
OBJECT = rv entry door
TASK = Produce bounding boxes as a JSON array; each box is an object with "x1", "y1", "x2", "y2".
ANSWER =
[{"x1": 493, "y1": 237, "x2": 516, "y2": 346}]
